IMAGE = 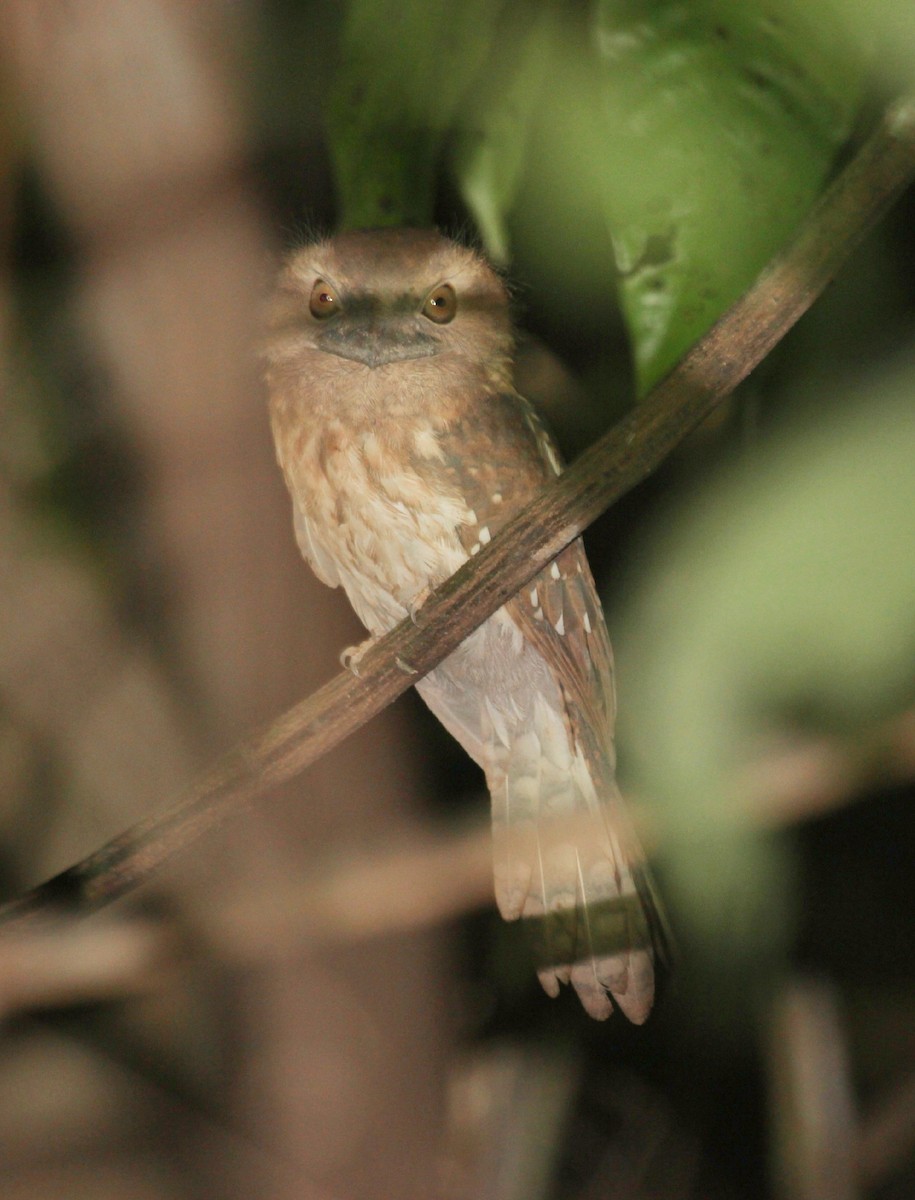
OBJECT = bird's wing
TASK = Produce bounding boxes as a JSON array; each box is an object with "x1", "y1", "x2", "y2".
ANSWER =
[
  {"x1": 292, "y1": 498, "x2": 341, "y2": 588},
  {"x1": 506, "y1": 539, "x2": 616, "y2": 764},
  {"x1": 411, "y1": 391, "x2": 657, "y2": 1021},
  {"x1": 417, "y1": 389, "x2": 616, "y2": 760}
]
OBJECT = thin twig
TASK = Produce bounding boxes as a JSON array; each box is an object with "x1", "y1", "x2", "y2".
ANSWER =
[{"x1": 2, "y1": 98, "x2": 914, "y2": 928}]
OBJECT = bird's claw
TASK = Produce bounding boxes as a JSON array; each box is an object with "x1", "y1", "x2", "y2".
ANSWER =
[
  {"x1": 408, "y1": 586, "x2": 432, "y2": 625},
  {"x1": 340, "y1": 638, "x2": 375, "y2": 677},
  {"x1": 341, "y1": 640, "x2": 417, "y2": 677}
]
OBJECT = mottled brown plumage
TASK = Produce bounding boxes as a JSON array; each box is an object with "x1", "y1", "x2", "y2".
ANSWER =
[{"x1": 264, "y1": 228, "x2": 655, "y2": 1020}]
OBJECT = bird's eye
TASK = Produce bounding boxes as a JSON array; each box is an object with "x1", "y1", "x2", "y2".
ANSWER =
[
  {"x1": 309, "y1": 279, "x2": 339, "y2": 319},
  {"x1": 422, "y1": 283, "x2": 457, "y2": 324}
]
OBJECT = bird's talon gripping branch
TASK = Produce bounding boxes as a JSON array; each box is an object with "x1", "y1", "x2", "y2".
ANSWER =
[
  {"x1": 340, "y1": 638, "x2": 375, "y2": 677},
  {"x1": 408, "y1": 586, "x2": 432, "y2": 625}
]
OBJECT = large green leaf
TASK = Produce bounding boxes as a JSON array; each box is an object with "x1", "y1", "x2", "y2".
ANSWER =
[
  {"x1": 593, "y1": 0, "x2": 865, "y2": 392},
  {"x1": 451, "y1": 6, "x2": 556, "y2": 265},
  {"x1": 616, "y1": 365, "x2": 915, "y2": 1022},
  {"x1": 327, "y1": 0, "x2": 504, "y2": 228}
]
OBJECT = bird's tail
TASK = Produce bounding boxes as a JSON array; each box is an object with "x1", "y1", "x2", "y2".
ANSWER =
[{"x1": 484, "y1": 694, "x2": 655, "y2": 1022}]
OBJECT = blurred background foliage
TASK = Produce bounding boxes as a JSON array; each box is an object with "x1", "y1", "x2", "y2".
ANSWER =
[{"x1": 2, "y1": 1, "x2": 915, "y2": 1198}]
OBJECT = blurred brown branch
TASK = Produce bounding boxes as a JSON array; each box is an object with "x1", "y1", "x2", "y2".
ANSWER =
[
  {"x1": 768, "y1": 977, "x2": 859, "y2": 1200},
  {"x1": 0, "y1": 702, "x2": 912, "y2": 1021},
  {"x1": 769, "y1": 974, "x2": 915, "y2": 1198},
  {"x1": 0, "y1": 918, "x2": 177, "y2": 1019},
  {"x1": 741, "y1": 705, "x2": 915, "y2": 829},
  {"x1": 857, "y1": 1070, "x2": 915, "y2": 1192},
  {"x1": 1, "y1": 95, "x2": 914, "y2": 932}
]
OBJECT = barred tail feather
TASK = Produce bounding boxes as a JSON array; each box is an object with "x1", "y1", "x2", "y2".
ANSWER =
[
  {"x1": 485, "y1": 693, "x2": 655, "y2": 1022},
  {"x1": 415, "y1": 620, "x2": 656, "y2": 1022}
]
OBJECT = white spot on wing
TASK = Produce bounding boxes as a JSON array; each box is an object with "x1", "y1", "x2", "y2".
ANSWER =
[
  {"x1": 492, "y1": 492, "x2": 503, "y2": 504},
  {"x1": 583, "y1": 612, "x2": 592, "y2": 634},
  {"x1": 550, "y1": 562, "x2": 561, "y2": 580},
  {"x1": 479, "y1": 526, "x2": 491, "y2": 544},
  {"x1": 413, "y1": 426, "x2": 444, "y2": 461},
  {"x1": 554, "y1": 613, "x2": 565, "y2": 635},
  {"x1": 529, "y1": 587, "x2": 539, "y2": 607}
]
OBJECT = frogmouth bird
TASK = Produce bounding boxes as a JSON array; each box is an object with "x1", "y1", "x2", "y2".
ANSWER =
[{"x1": 264, "y1": 228, "x2": 656, "y2": 1021}]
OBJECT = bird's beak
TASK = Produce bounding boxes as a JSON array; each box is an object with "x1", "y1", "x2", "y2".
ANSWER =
[{"x1": 317, "y1": 317, "x2": 440, "y2": 368}]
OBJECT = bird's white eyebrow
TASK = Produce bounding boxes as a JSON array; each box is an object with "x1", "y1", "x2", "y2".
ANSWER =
[
  {"x1": 306, "y1": 264, "x2": 341, "y2": 287},
  {"x1": 447, "y1": 264, "x2": 479, "y2": 287}
]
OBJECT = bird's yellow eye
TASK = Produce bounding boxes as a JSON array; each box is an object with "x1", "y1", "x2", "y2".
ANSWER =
[
  {"x1": 422, "y1": 283, "x2": 457, "y2": 324},
  {"x1": 309, "y1": 279, "x2": 339, "y2": 319}
]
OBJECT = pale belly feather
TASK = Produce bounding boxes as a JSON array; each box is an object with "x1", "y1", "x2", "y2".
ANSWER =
[{"x1": 291, "y1": 432, "x2": 474, "y2": 634}]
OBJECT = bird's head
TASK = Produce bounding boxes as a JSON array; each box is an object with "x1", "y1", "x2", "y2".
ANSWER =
[{"x1": 265, "y1": 229, "x2": 513, "y2": 378}]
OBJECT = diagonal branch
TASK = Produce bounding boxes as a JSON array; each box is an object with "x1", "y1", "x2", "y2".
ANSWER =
[{"x1": 2, "y1": 97, "x2": 915, "y2": 929}]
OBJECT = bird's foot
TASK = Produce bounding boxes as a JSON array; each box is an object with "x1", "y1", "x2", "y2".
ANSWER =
[
  {"x1": 408, "y1": 587, "x2": 432, "y2": 624},
  {"x1": 340, "y1": 637, "x2": 376, "y2": 677}
]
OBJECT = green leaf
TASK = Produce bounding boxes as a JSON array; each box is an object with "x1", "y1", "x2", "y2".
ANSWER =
[
  {"x1": 327, "y1": 0, "x2": 505, "y2": 229},
  {"x1": 451, "y1": 7, "x2": 556, "y2": 265},
  {"x1": 592, "y1": 0, "x2": 865, "y2": 392},
  {"x1": 834, "y1": 0, "x2": 915, "y2": 88},
  {"x1": 616, "y1": 365, "x2": 915, "y2": 1018}
]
